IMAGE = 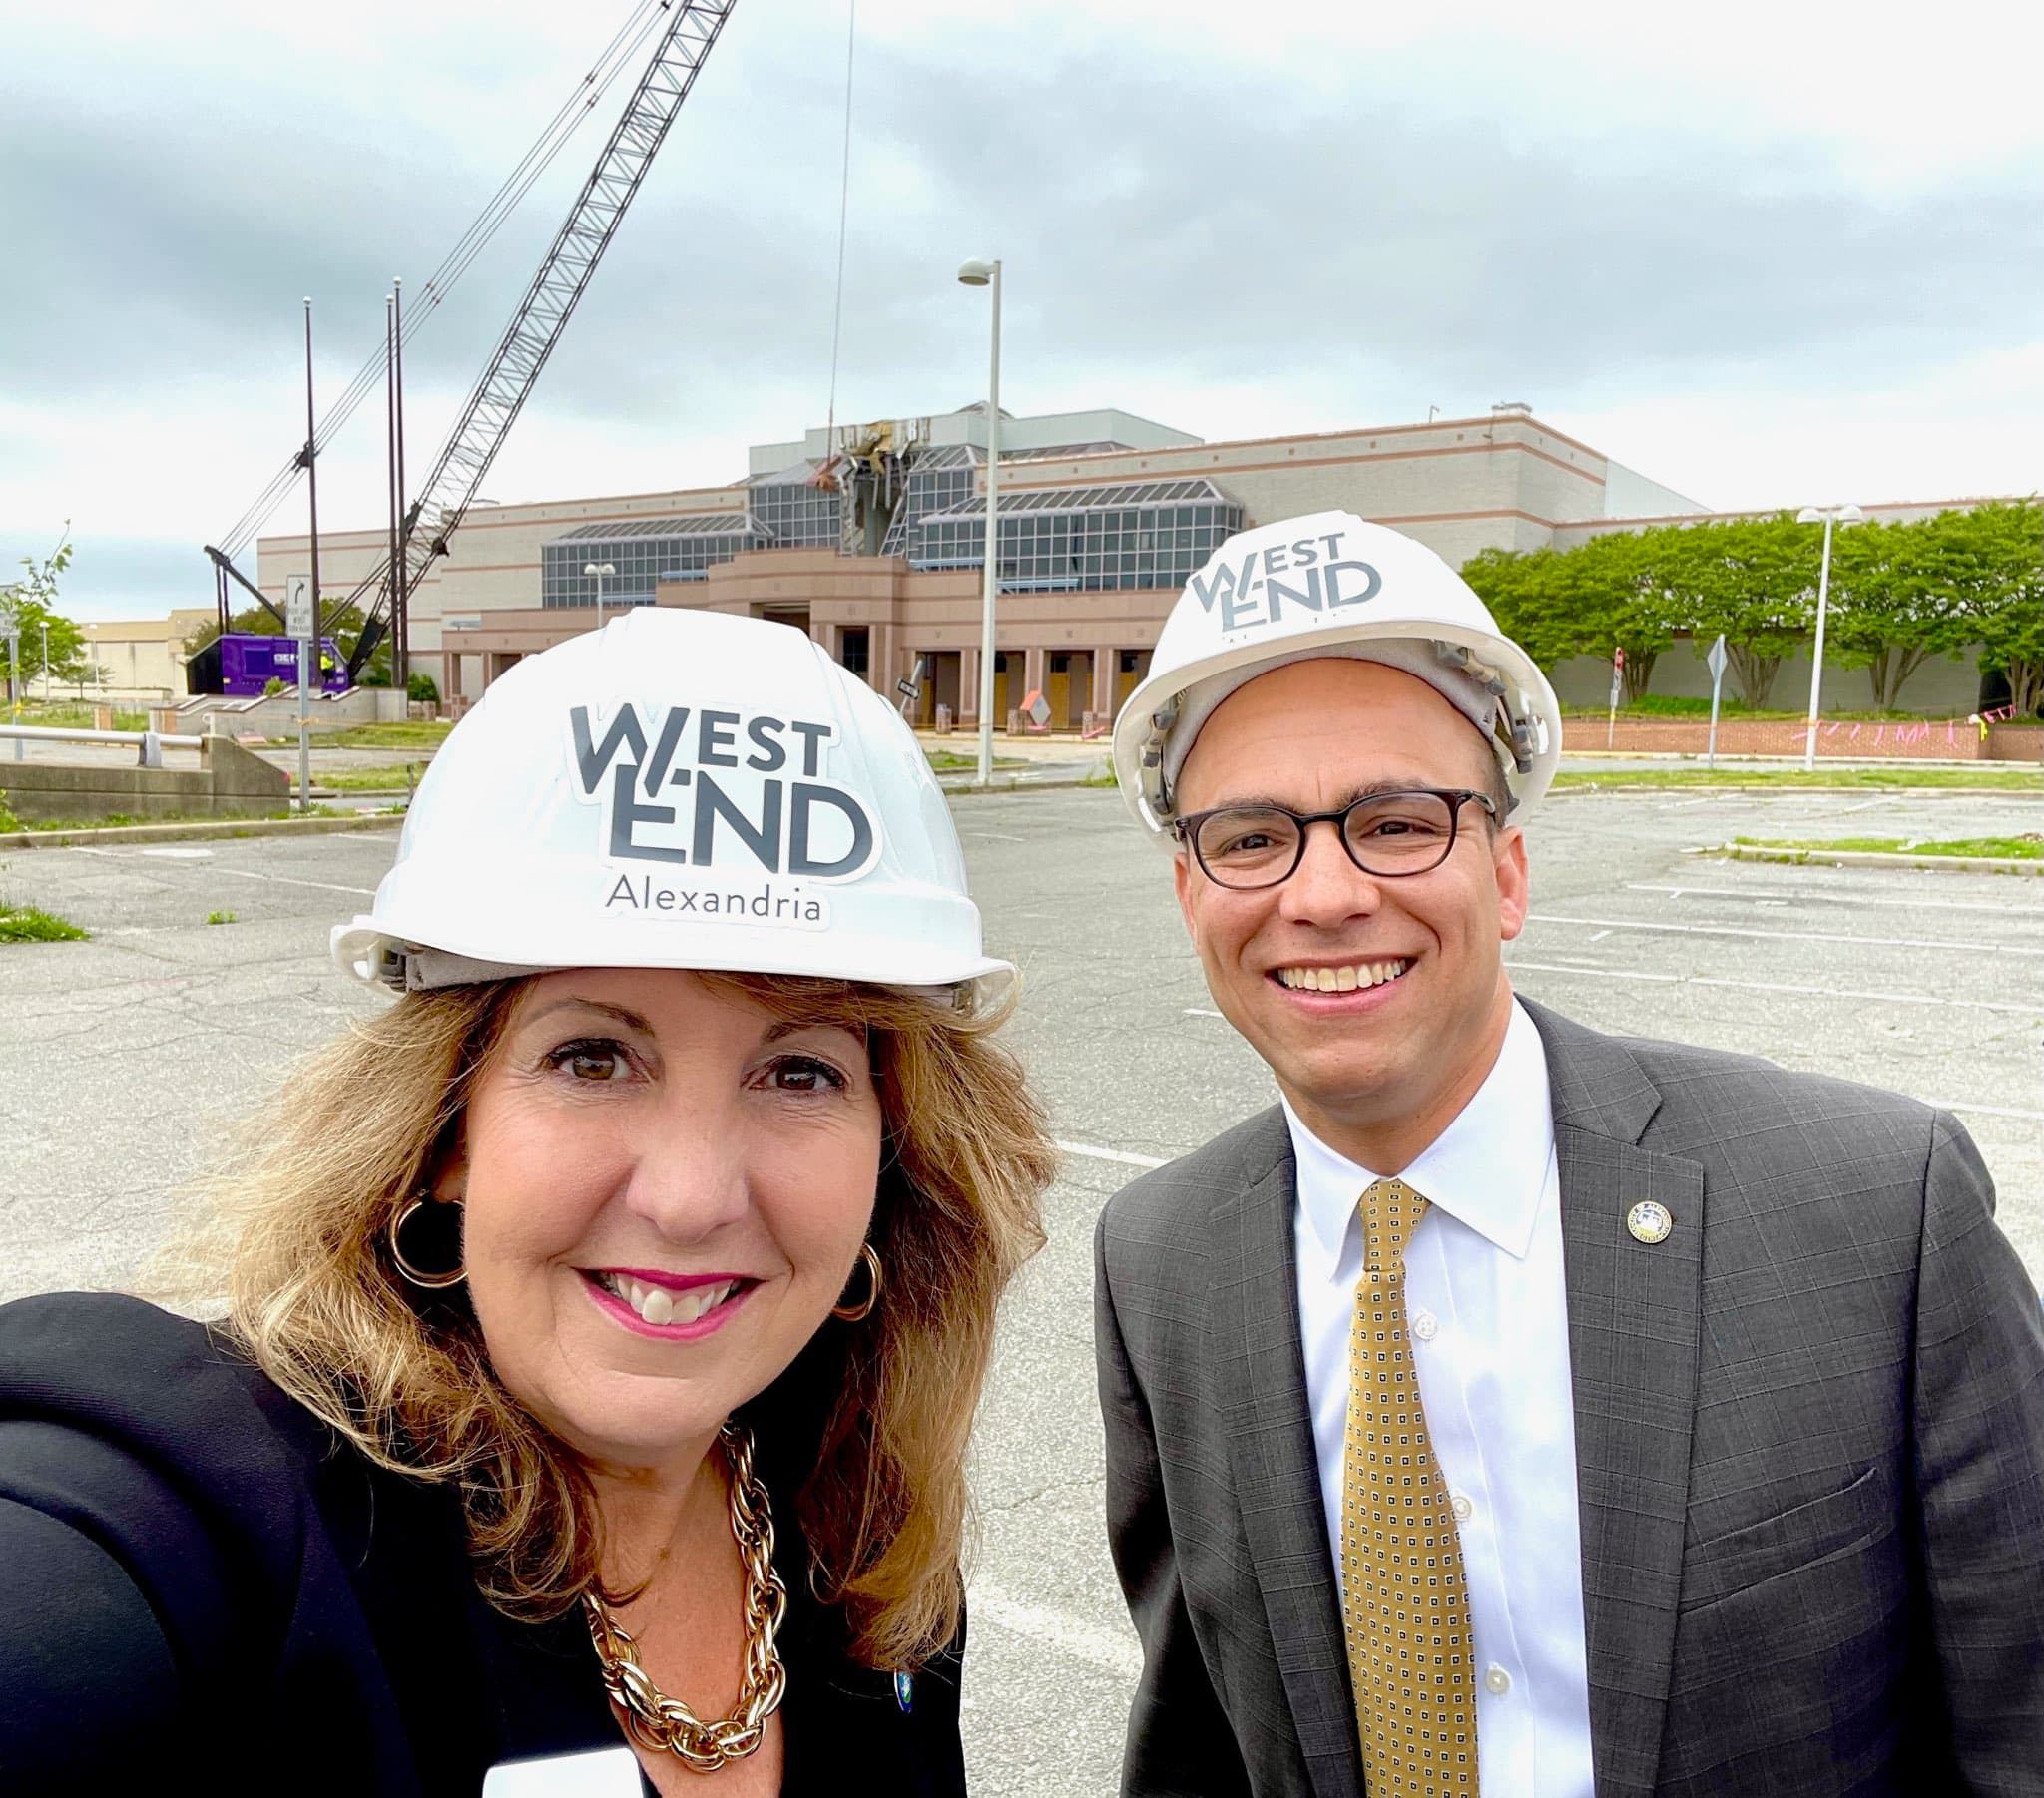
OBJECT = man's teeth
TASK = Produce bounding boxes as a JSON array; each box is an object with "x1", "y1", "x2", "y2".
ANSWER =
[
  {"x1": 1275, "y1": 959, "x2": 1412, "y2": 992},
  {"x1": 601, "y1": 1275, "x2": 737, "y2": 1326}
]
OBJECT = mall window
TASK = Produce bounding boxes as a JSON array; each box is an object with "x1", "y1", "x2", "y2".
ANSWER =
[
  {"x1": 539, "y1": 513, "x2": 766, "y2": 609},
  {"x1": 910, "y1": 480, "x2": 1241, "y2": 592}
]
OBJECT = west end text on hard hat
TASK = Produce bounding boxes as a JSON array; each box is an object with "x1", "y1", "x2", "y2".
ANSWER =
[
  {"x1": 1186, "y1": 530, "x2": 1382, "y2": 633},
  {"x1": 567, "y1": 700, "x2": 883, "y2": 892}
]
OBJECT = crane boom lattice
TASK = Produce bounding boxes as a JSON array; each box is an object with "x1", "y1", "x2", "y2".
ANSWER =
[{"x1": 347, "y1": 0, "x2": 738, "y2": 678}]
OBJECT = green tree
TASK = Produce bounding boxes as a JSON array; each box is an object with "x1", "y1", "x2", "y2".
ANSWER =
[
  {"x1": 1655, "y1": 514, "x2": 1813, "y2": 707},
  {"x1": 1951, "y1": 500, "x2": 2044, "y2": 716},
  {"x1": 1823, "y1": 514, "x2": 1971, "y2": 710},
  {"x1": 0, "y1": 530, "x2": 85, "y2": 689}
]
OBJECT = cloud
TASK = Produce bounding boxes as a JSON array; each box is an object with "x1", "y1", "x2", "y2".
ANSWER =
[{"x1": 4, "y1": 0, "x2": 2041, "y2": 620}]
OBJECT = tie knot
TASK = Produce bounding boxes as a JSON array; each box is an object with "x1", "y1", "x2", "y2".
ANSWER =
[{"x1": 1358, "y1": 1177, "x2": 1428, "y2": 1273}]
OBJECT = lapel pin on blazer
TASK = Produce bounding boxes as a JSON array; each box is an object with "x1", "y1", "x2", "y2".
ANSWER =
[{"x1": 1627, "y1": 1200, "x2": 1674, "y2": 1244}]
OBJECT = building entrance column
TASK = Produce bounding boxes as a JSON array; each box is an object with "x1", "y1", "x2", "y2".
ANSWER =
[
  {"x1": 1021, "y1": 647, "x2": 1047, "y2": 708},
  {"x1": 1091, "y1": 648, "x2": 1117, "y2": 721}
]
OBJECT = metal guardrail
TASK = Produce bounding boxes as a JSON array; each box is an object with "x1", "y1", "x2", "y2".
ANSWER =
[{"x1": 0, "y1": 723, "x2": 207, "y2": 767}]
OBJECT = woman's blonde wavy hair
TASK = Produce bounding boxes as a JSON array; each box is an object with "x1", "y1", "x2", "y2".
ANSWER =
[{"x1": 203, "y1": 970, "x2": 1052, "y2": 1670}]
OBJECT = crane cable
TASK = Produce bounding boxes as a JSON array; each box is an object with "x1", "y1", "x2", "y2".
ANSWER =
[
  {"x1": 217, "y1": 0, "x2": 671, "y2": 561},
  {"x1": 821, "y1": 0, "x2": 856, "y2": 469}
]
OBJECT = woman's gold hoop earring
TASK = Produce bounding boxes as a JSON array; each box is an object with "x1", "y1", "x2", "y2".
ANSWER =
[
  {"x1": 831, "y1": 1242, "x2": 883, "y2": 1323},
  {"x1": 389, "y1": 1197, "x2": 466, "y2": 1290}
]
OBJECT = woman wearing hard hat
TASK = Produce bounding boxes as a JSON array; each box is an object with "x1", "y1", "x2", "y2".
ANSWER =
[{"x1": 0, "y1": 611, "x2": 1053, "y2": 1794}]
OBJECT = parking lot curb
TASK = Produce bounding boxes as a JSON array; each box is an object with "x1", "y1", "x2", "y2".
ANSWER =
[
  {"x1": 0, "y1": 812, "x2": 405, "y2": 853},
  {"x1": 1710, "y1": 844, "x2": 2044, "y2": 877}
]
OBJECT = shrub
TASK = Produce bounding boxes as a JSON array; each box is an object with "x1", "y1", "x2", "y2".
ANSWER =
[{"x1": 407, "y1": 671, "x2": 440, "y2": 704}]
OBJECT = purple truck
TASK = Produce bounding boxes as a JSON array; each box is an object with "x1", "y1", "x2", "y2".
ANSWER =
[{"x1": 191, "y1": 633, "x2": 350, "y2": 697}]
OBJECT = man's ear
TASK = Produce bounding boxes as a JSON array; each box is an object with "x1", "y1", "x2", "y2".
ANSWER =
[
  {"x1": 1494, "y1": 824, "x2": 1531, "y2": 940},
  {"x1": 1173, "y1": 848, "x2": 1200, "y2": 942}
]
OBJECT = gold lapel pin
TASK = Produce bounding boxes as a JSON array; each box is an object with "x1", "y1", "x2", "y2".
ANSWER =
[{"x1": 1627, "y1": 1200, "x2": 1674, "y2": 1244}]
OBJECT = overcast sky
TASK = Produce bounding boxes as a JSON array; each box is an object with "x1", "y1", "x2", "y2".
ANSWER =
[{"x1": 5, "y1": 0, "x2": 2042, "y2": 621}]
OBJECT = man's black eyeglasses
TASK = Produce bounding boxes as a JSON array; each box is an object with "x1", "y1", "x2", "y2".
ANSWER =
[{"x1": 1172, "y1": 787, "x2": 1497, "y2": 890}]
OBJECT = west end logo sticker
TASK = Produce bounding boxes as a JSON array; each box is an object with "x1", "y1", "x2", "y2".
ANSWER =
[
  {"x1": 1186, "y1": 529, "x2": 1381, "y2": 632},
  {"x1": 566, "y1": 700, "x2": 883, "y2": 930}
]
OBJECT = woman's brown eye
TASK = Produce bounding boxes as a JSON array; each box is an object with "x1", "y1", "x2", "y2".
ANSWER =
[
  {"x1": 767, "y1": 1055, "x2": 846, "y2": 1094},
  {"x1": 548, "y1": 1041, "x2": 628, "y2": 1081}
]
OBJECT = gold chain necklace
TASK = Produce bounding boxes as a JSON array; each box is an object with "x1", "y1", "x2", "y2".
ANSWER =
[{"x1": 583, "y1": 1422, "x2": 790, "y2": 1774}]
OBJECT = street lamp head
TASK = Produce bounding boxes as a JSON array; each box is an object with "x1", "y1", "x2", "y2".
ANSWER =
[
  {"x1": 956, "y1": 258, "x2": 996, "y2": 287},
  {"x1": 582, "y1": 562, "x2": 616, "y2": 578},
  {"x1": 1797, "y1": 504, "x2": 1864, "y2": 525}
]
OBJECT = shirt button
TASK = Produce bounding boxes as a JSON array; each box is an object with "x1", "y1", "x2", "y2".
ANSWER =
[
  {"x1": 1451, "y1": 1493, "x2": 1473, "y2": 1522},
  {"x1": 1411, "y1": 1310, "x2": 1438, "y2": 1341},
  {"x1": 1484, "y1": 1665, "x2": 1512, "y2": 1697}
]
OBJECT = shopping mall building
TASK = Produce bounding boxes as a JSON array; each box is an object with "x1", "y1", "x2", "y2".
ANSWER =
[{"x1": 253, "y1": 401, "x2": 1992, "y2": 723}]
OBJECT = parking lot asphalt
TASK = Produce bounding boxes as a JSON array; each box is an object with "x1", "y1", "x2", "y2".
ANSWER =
[{"x1": 4, "y1": 781, "x2": 2041, "y2": 1794}]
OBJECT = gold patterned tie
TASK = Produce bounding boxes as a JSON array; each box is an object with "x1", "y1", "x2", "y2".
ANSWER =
[{"x1": 1340, "y1": 1176, "x2": 1478, "y2": 1794}]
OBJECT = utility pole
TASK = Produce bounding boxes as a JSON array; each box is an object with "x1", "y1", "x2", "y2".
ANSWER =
[
  {"x1": 299, "y1": 299, "x2": 322, "y2": 814},
  {"x1": 393, "y1": 276, "x2": 409, "y2": 689}
]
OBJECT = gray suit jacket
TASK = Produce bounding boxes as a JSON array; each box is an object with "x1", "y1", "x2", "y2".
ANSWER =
[{"x1": 1096, "y1": 1000, "x2": 2044, "y2": 1797}]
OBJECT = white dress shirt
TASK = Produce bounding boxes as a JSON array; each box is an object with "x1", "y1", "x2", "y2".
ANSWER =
[{"x1": 1283, "y1": 998, "x2": 1596, "y2": 1797}]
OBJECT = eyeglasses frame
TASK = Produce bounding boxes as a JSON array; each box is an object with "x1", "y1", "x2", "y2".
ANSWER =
[{"x1": 1172, "y1": 785, "x2": 1499, "y2": 890}]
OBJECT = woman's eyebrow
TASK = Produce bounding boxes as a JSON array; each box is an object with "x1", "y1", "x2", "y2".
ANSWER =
[
  {"x1": 762, "y1": 1018, "x2": 863, "y2": 1045},
  {"x1": 522, "y1": 996, "x2": 655, "y2": 1033}
]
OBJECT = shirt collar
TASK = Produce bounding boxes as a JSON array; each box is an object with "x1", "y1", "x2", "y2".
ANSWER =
[{"x1": 1282, "y1": 997, "x2": 1555, "y2": 1269}]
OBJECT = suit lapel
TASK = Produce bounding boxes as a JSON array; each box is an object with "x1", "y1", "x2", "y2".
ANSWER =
[
  {"x1": 1211, "y1": 1114, "x2": 1367, "y2": 1798},
  {"x1": 1527, "y1": 1001, "x2": 1705, "y2": 1798}
]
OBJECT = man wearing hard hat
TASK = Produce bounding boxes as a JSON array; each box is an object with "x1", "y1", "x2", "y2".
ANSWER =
[{"x1": 1095, "y1": 512, "x2": 2044, "y2": 1797}]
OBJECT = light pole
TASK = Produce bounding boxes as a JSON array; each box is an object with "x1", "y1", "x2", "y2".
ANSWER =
[
  {"x1": 1796, "y1": 503, "x2": 1863, "y2": 769},
  {"x1": 584, "y1": 561, "x2": 616, "y2": 630},
  {"x1": 958, "y1": 256, "x2": 1001, "y2": 789},
  {"x1": 40, "y1": 621, "x2": 49, "y2": 703}
]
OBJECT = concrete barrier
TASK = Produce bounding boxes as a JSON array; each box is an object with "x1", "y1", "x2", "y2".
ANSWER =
[{"x1": 0, "y1": 733, "x2": 290, "y2": 823}]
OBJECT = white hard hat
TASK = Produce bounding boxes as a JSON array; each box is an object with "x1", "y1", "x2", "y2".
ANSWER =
[
  {"x1": 1112, "y1": 510, "x2": 1562, "y2": 839},
  {"x1": 333, "y1": 610, "x2": 1009, "y2": 994}
]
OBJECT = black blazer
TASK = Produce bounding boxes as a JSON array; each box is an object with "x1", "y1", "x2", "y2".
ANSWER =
[{"x1": 0, "y1": 1292, "x2": 966, "y2": 1795}]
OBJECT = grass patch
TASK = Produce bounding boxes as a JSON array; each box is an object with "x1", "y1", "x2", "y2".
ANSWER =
[
  {"x1": 0, "y1": 902, "x2": 89, "y2": 943},
  {"x1": 12, "y1": 701, "x2": 153, "y2": 731},
  {"x1": 6, "y1": 804, "x2": 348, "y2": 834},
  {"x1": 1733, "y1": 833, "x2": 2044, "y2": 860},
  {"x1": 205, "y1": 909, "x2": 238, "y2": 925},
  {"x1": 319, "y1": 761, "x2": 425, "y2": 791},
  {"x1": 925, "y1": 749, "x2": 1028, "y2": 771},
  {"x1": 1552, "y1": 766, "x2": 2044, "y2": 792},
  {"x1": 317, "y1": 720, "x2": 453, "y2": 750}
]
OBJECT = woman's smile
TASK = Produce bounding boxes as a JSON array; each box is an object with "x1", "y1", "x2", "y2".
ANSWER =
[{"x1": 580, "y1": 1267, "x2": 759, "y2": 1339}]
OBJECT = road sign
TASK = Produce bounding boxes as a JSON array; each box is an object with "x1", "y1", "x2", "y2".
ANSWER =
[
  {"x1": 1705, "y1": 634, "x2": 1729, "y2": 770},
  {"x1": 285, "y1": 574, "x2": 313, "y2": 642},
  {"x1": 1023, "y1": 689, "x2": 1053, "y2": 729}
]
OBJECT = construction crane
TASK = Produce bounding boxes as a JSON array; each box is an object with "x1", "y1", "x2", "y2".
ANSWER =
[{"x1": 206, "y1": 0, "x2": 740, "y2": 681}]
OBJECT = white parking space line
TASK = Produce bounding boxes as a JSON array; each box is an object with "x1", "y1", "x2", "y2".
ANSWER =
[
  {"x1": 965, "y1": 831, "x2": 1026, "y2": 843},
  {"x1": 968, "y1": 1584, "x2": 1142, "y2": 1677},
  {"x1": 1834, "y1": 794, "x2": 1906, "y2": 815},
  {"x1": 1506, "y1": 957, "x2": 2042, "y2": 1017},
  {"x1": 1057, "y1": 1139, "x2": 1169, "y2": 1171},
  {"x1": 1529, "y1": 912, "x2": 2044, "y2": 958},
  {"x1": 1657, "y1": 797, "x2": 1716, "y2": 810},
  {"x1": 1629, "y1": 882, "x2": 2044, "y2": 920},
  {"x1": 1184, "y1": 1007, "x2": 1224, "y2": 1019},
  {"x1": 211, "y1": 867, "x2": 379, "y2": 898}
]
